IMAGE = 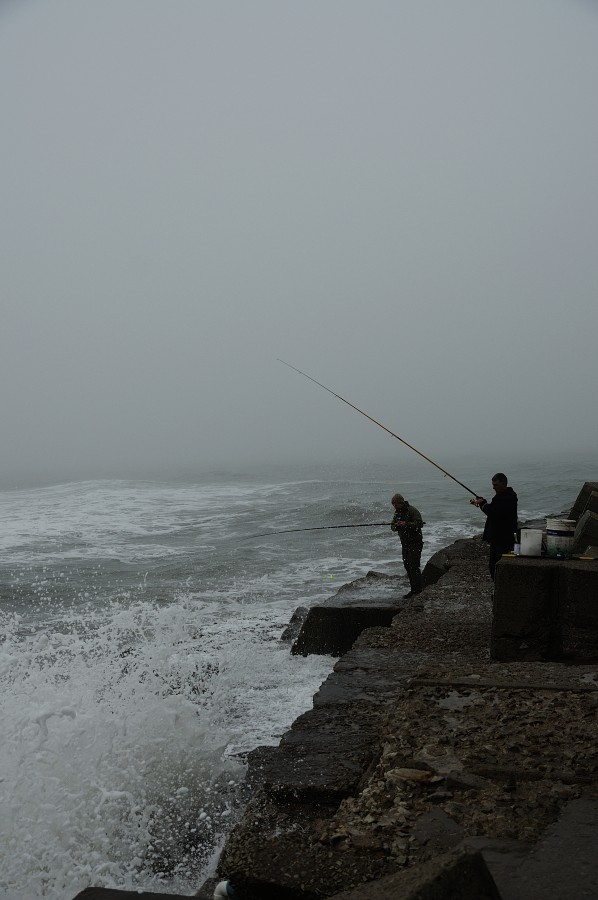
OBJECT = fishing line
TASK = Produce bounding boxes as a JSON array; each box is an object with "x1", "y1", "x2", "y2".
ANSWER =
[{"x1": 277, "y1": 359, "x2": 478, "y2": 497}]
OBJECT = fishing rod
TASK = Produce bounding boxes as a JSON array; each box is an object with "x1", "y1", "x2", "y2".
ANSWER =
[
  {"x1": 244, "y1": 522, "x2": 391, "y2": 540},
  {"x1": 277, "y1": 359, "x2": 478, "y2": 498}
]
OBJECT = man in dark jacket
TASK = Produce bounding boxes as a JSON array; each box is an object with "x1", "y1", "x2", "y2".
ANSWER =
[
  {"x1": 391, "y1": 493, "x2": 424, "y2": 598},
  {"x1": 474, "y1": 473, "x2": 518, "y2": 580}
]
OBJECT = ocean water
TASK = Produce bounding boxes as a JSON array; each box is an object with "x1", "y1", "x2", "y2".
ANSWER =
[{"x1": 0, "y1": 454, "x2": 594, "y2": 899}]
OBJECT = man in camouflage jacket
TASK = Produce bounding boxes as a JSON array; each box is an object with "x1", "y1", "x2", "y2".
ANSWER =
[{"x1": 391, "y1": 493, "x2": 424, "y2": 598}]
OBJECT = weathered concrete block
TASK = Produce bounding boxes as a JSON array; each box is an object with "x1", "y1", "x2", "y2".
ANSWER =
[
  {"x1": 244, "y1": 703, "x2": 380, "y2": 798},
  {"x1": 569, "y1": 482, "x2": 598, "y2": 521},
  {"x1": 325, "y1": 850, "x2": 501, "y2": 900},
  {"x1": 421, "y1": 548, "x2": 450, "y2": 587},
  {"x1": 292, "y1": 541, "x2": 487, "y2": 657},
  {"x1": 583, "y1": 491, "x2": 598, "y2": 517},
  {"x1": 491, "y1": 558, "x2": 598, "y2": 661},
  {"x1": 280, "y1": 606, "x2": 309, "y2": 642},
  {"x1": 291, "y1": 574, "x2": 403, "y2": 656},
  {"x1": 573, "y1": 510, "x2": 598, "y2": 554},
  {"x1": 491, "y1": 559, "x2": 559, "y2": 660},
  {"x1": 422, "y1": 537, "x2": 489, "y2": 588},
  {"x1": 560, "y1": 563, "x2": 598, "y2": 659},
  {"x1": 497, "y1": 795, "x2": 598, "y2": 900},
  {"x1": 313, "y1": 644, "x2": 416, "y2": 707},
  {"x1": 291, "y1": 603, "x2": 402, "y2": 656},
  {"x1": 219, "y1": 789, "x2": 391, "y2": 900}
]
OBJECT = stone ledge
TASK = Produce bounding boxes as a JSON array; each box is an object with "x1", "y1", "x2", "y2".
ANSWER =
[
  {"x1": 291, "y1": 538, "x2": 486, "y2": 658},
  {"x1": 491, "y1": 557, "x2": 598, "y2": 661},
  {"x1": 213, "y1": 532, "x2": 598, "y2": 900},
  {"x1": 326, "y1": 849, "x2": 501, "y2": 900}
]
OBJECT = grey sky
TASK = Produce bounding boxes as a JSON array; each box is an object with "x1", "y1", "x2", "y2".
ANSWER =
[{"x1": 1, "y1": 0, "x2": 597, "y2": 483}]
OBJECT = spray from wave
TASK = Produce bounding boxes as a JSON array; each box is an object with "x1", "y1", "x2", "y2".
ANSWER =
[{"x1": 0, "y1": 594, "x2": 329, "y2": 899}]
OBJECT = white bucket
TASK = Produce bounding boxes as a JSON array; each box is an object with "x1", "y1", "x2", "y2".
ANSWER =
[
  {"x1": 520, "y1": 528, "x2": 543, "y2": 557},
  {"x1": 546, "y1": 518, "x2": 575, "y2": 558}
]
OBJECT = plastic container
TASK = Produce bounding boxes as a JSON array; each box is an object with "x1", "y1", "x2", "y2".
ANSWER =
[
  {"x1": 520, "y1": 528, "x2": 543, "y2": 556},
  {"x1": 545, "y1": 518, "x2": 575, "y2": 558}
]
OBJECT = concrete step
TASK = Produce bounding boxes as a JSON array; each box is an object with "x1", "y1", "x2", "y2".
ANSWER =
[{"x1": 487, "y1": 794, "x2": 598, "y2": 900}]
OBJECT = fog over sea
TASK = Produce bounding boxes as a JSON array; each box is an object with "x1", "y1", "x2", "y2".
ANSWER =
[{"x1": 0, "y1": 452, "x2": 594, "y2": 899}]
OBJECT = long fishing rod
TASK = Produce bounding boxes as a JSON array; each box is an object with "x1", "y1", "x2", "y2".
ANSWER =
[
  {"x1": 277, "y1": 359, "x2": 478, "y2": 498},
  {"x1": 244, "y1": 522, "x2": 391, "y2": 540}
]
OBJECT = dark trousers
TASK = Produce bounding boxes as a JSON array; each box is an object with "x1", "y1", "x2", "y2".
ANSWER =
[
  {"x1": 401, "y1": 535, "x2": 423, "y2": 593},
  {"x1": 489, "y1": 542, "x2": 513, "y2": 580}
]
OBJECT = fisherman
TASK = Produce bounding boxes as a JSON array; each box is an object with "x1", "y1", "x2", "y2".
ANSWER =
[
  {"x1": 391, "y1": 493, "x2": 424, "y2": 598},
  {"x1": 473, "y1": 473, "x2": 518, "y2": 580}
]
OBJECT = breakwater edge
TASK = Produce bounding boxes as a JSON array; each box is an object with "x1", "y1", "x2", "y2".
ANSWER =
[
  {"x1": 204, "y1": 484, "x2": 598, "y2": 900},
  {"x1": 2, "y1": 456, "x2": 595, "y2": 898}
]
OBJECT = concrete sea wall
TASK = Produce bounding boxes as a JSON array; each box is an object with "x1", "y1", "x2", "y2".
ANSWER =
[
  {"x1": 74, "y1": 483, "x2": 598, "y2": 900},
  {"x1": 209, "y1": 516, "x2": 598, "y2": 899}
]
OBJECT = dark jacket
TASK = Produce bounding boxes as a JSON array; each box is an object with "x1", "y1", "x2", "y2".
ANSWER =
[{"x1": 480, "y1": 487, "x2": 518, "y2": 549}]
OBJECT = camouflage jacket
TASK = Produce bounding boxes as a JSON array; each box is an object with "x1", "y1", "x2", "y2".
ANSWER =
[{"x1": 391, "y1": 502, "x2": 423, "y2": 542}]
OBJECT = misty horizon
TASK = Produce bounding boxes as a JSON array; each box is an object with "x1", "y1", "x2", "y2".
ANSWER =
[{"x1": 2, "y1": 0, "x2": 597, "y2": 486}]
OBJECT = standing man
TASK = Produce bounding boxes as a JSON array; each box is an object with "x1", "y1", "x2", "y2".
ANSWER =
[
  {"x1": 474, "y1": 473, "x2": 518, "y2": 580},
  {"x1": 391, "y1": 493, "x2": 424, "y2": 599}
]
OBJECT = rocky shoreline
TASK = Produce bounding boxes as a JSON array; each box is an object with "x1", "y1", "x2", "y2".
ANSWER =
[
  {"x1": 205, "y1": 534, "x2": 598, "y2": 900},
  {"x1": 74, "y1": 517, "x2": 598, "y2": 900}
]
